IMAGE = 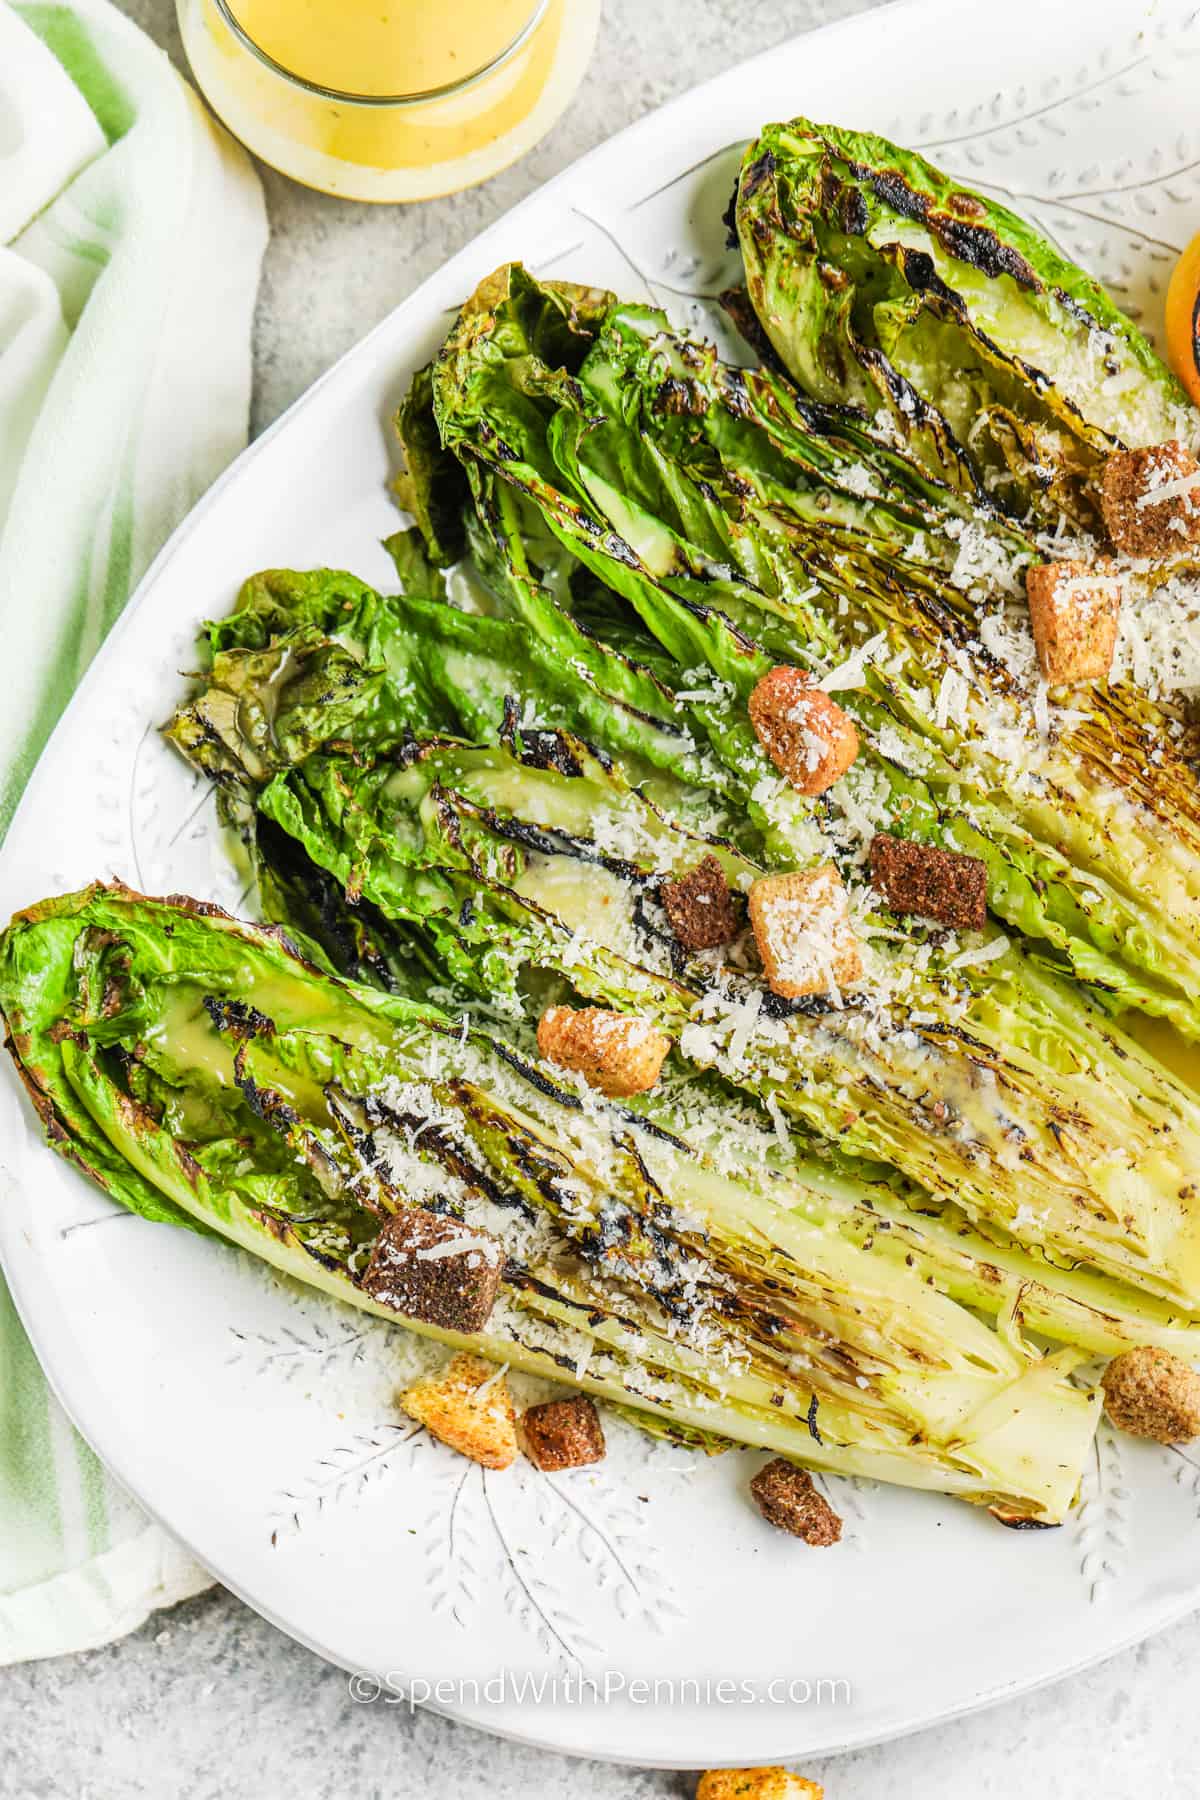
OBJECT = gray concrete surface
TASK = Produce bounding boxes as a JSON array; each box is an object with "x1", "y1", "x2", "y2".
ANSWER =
[{"x1": 3, "y1": 2, "x2": 1198, "y2": 1794}]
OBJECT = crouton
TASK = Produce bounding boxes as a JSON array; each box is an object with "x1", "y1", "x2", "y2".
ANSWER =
[
  {"x1": 748, "y1": 666, "x2": 859, "y2": 797},
  {"x1": 1100, "y1": 440, "x2": 1200, "y2": 557},
  {"x1": 661, "y1": 855, "x2": 739, "y2": 951},
  {"x1": 536, "y1": 1005, "x2": 670, "y2": 1097},
  {"x1": 749, "y1": 1459, "x2": 842, "y2": 1546},
  {"x1": 869, "y1": 832, "x2": 988, "y2": 931},
  {"x1": 362, "y1": 1207, "x2": 504, "y2": 1333},
  {"x1": 1025, "y1": 559, "x2": 1121, "y2": 684},
  {"x1": 697, "y1": 1771, "x2": 823, "y2": 1800},
  {"x1": 401, "y1": 1352, "x2": 518, "y2": 1470},
  {"x1": 748, "y1": 865, "x2": 861, "y2": 999},
  {"x1": 1101, "y1": 1345, "x2": 1200, "y2": 1443},
  {"x1": 522, "y1": 1395, "x2": 607, "y2": 1471}
]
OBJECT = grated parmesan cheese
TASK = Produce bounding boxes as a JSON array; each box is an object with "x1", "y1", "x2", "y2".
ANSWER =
[
  {"x1": 819, "y1": 630, "x2": 888, "y2": 694},
  {"x1": 1134, "y1": 468, "x2": 1200, "y2": 510},
  {"x1": 947, "y1": 935, "x2": 1010, "y2": 971},
  {"x1": 935, "y1": 667, "x2": 970, "y2": 730},
  {"x1": 415, "y1": 1235, "x2": 504, "y2": 1265},
  {"x1": 764, "y1": 1091, "x2": 791, "y2": 1152}
]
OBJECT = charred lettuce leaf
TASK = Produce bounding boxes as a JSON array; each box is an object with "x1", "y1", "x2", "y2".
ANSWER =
[
  {"x1": 0, "y1": 882, "x2": 1103, "y2": 1520},
  {"x1": 734, "y1": 119, "x2": 1198, "y2": 530}
]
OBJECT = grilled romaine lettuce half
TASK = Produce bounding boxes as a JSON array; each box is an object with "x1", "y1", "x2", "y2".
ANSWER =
[
  {"x1": 418, "y1": 264, "x2": 1200, "y2": 1038},
  {"x1": 166, "y1": 594, "x2": 1200, "y2": 1334},
  {"x1": 733, "y1": 118, "x2": 1197, "y2": 532},
  {"x1": 0, "y1": 883, "x2": 1102, "y2": 1519}
]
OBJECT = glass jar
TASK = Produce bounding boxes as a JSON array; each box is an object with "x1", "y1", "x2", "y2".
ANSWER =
[{"x1": 176, "y1": 0, "x2": 602, "y2": 202}]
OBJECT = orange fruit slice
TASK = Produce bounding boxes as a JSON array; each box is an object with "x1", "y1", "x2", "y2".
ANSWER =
[{"x1": 1166, "y1": 230, "x2": 1200, "y2": 408}]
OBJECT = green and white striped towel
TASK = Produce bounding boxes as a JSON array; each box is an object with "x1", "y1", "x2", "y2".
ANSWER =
[{"x1": 0, "y1": 0, "x2": 267, "y2": 1663}]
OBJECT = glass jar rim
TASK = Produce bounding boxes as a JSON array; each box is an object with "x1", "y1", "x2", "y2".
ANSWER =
[{"x1": 210, "y1": 0, "x2": 551, "y2": 106}]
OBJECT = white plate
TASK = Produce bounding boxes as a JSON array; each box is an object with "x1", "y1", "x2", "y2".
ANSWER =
[{"x1": 5, "y1": 0, "x2": 1200, "y2": 1768}]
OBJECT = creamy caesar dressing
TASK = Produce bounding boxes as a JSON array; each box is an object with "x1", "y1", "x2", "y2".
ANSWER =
[
  {"x1": 1123, "y1": 1009, "x2": 1200, "y2": 1094},
  {"x1": 177, "y1": 0, "x2": 600, "y2": 202},
  {"x1": 225, "y1": 0, "x2": 540, "y2": 96},
  {"x1": 513, "y1": 854, "x2": 644, "y2": 955}
]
